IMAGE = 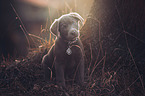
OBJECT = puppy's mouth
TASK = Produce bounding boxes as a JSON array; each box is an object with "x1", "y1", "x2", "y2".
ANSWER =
[
  {"x1": 68, "y1": 37, "x2": 78, "y2": 44},
  {"x1": 72, "y1": 37, "x2": 78, "y2": 41},
  {"x1": 68, "y1": 32, "x2": 79, "y2": 41},
  {"x1": 68, "y1": 35, "x2": 79, "y2": 41}
]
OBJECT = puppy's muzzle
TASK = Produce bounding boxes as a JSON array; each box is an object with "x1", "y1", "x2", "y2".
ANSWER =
[{"x1": 70, "y1": 28, "x2": 79, "y2": 37}]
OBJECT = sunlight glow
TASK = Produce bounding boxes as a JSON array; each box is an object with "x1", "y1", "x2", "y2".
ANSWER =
[
  {"x1": 19, "y1": 0, "x2": 49, "y2": 7},
  {"x1": 18, "y1": 0, "x2": 94, "y2": 19}
]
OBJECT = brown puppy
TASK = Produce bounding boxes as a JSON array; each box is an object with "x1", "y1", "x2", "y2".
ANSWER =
[{"x1": 42, "y1": 12, "x2": 84, "y2": 88}]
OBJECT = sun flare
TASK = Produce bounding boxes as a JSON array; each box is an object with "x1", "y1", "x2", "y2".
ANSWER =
[{"x1": 18, "y1": 0, "x2": 94, "y2": 19}]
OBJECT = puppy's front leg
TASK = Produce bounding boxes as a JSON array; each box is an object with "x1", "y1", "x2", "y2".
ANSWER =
[
  {"x1": 42, "y1": 46, "x2": 54, "y2": 81},
  {"x1": 55, "y1": 61, "x2": 65, "y2": 87}
]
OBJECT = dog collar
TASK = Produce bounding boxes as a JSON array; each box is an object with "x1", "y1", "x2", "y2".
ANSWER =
[
  {"x1": 68, "y1": 38, "x2": 78, "y2": 45},
  {"x1": 59, "y1": 36, "x2": 78, "y2": 45},
  {"x1": 66, "y1": 38, "x2": 78, "y2": 55},
  {"x1": 58, "y1": 37, "x2": 78, "y2": 55}
]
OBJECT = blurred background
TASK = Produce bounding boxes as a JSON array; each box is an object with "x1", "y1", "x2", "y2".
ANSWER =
[
  {"x1": 0, "y1": 0, "x2": 145, "y2": 95},
  {"x1": 0, "y1": 0, "x2": 93, "y2": 60},
  {"x1": 15, "y1": 0, "x2": 94, "y2": 35}
]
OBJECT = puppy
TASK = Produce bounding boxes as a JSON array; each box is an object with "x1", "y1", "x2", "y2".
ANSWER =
[{"x1": 42, "y1": 12, "x2": 84, "y2": 88}]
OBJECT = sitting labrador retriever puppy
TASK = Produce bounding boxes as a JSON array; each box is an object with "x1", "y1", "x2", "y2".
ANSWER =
[{"x1": 42, "y1": 12, "x2": 84, "y2": 88}]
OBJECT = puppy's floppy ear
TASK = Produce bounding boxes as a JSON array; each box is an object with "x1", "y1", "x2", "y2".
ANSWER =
[
  {"x1": 69, "y1": 12, "x2": 84, "y2": 26},
  {"x1": 50, "y1": 19, "x2": 60, "y2": 36}
]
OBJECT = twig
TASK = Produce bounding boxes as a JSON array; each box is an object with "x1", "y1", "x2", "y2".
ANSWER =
[{"x1": 10, "y1": 3, "x2": 30, "y2": 48}]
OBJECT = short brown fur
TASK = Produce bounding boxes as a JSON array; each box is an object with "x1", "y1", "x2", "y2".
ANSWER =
[{"x1": 42, "y1": 12, "x2": 84, "y2": 88}]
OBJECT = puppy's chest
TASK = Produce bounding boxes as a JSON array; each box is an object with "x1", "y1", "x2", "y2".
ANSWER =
[
  {"x1": 55, "y1": 44, "x2": 80, "y2": 61},
  {"x1": 56, "y1": 46, "x2": 76, "y2": 58}
]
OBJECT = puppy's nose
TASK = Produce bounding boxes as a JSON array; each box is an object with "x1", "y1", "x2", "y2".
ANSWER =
[{"x1": 70, "y1": 29, "x2": 78, "y2": 36}]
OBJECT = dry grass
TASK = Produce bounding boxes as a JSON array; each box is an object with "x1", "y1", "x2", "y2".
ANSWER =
[{"x1": 0, "y1": 1, "x2": 144, "y2": 96}]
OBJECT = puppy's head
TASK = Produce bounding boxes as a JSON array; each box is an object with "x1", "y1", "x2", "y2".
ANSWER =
[{"x1": 50, "y1": 12, "x2": 84, "y2": 41}]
